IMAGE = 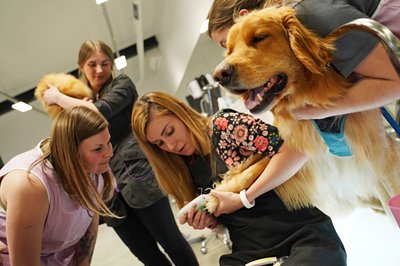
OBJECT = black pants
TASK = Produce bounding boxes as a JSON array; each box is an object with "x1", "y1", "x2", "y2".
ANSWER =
[{"x1": 111, "y1": 194, "x2": 198, "y2": 266}]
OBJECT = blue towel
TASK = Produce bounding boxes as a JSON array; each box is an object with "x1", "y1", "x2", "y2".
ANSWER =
[{"x1": 312, "y1": 116, "x2": 352, "y2": 157}]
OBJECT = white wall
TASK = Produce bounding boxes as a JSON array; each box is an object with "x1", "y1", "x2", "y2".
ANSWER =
[
  {"x1": 0, "y1": 101, "x2": 52, "y2": 161},
  {"x1": 154, "y1": 0, "x2": 215, "y2": 95},
  {"x1": 175, "y1": 32, "x2": 226, "y2": 100},
  {"x1": 0, "y1": 0, "x2": 216, "y2": 162}
]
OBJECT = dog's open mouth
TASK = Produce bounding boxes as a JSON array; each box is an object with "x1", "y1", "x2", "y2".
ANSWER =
[{"x1": 243, "y1": 74, "x2": 287, "y2": 113}]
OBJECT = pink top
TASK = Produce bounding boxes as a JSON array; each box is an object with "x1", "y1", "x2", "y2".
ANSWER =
[
  {"x1": 0, "y1": 141, "x2": 102, "y2": 265},
  {"x1": 372, "y1": 0, "x2": 400, "y2": 38}
]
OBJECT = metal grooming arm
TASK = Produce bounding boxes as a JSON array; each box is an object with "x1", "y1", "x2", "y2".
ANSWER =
[{"x1": 328, "y1": 18, "x2": 400, "y2": 136}]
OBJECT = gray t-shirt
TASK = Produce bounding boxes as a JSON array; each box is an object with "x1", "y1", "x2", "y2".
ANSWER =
[{"x1": 295, "y1": 0, "x2": 380, "y2": 77}]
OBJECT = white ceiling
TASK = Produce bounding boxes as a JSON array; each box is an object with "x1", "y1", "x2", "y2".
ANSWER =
[
  {"x1": 0, "y1": 0, "x2": 223, "y2": 99},
  {"x1": 0, "y1": 0, "x2": 148, "y2": 96},
  {"x1": 0, "y1": 0, "x2": 226, "y2": 160}
]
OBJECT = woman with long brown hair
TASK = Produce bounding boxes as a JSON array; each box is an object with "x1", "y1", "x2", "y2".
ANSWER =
[
  {"x1": 0, "y1": 106, "x2": 116, "y2": 265},
  {"x1": 43, "y1": 40, "x2": 198, "y2": 266}
]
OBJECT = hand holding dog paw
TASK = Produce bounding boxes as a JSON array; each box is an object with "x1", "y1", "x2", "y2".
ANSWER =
[
  {"x1": 178, "y1": 201, "x2": 215, "y2": 230},
  {"x1": 184, "y1": 210, "x2": 214, "y2": 230},
  {"x1": 43, "y1": 83, "x2": 61, "y2": 105},
  {"x1": 210, "y1": 190, "x2": 243, "y2": 216}
]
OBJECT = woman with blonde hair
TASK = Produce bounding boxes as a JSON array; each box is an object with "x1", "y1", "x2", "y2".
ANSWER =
[
  {"x1": 133, "y1": 92, "x2": 212, "y2": 205},
  {"x1": 132, "y1": 91, "x2": 346, "y2": 265},
  {"x1": 0, "y1": 106, "x2": 116, "y2": 265}
]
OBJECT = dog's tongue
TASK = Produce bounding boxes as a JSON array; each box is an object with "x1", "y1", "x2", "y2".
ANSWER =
[{"x1": 244, "y1": 87, "x2": 263, "y2": 110}]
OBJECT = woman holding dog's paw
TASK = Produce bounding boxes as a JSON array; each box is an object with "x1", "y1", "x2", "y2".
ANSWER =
[
  {"x1": 0, "y1": 106, "x2": 117, "y2": 266},
  {"x1": 131, "y1": 91, "x2": 346, "y2": 266},
  {"x1": 43, "y1": 40, "x2": 198, "y2": 266},
  {"x1": 208, "y1": 0, "x2": 400, "y2": 120}
]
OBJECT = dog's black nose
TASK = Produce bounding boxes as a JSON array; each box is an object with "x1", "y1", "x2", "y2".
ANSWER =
[{"x1": 213, "y1": 61, "x2": 234, "y2": 86}]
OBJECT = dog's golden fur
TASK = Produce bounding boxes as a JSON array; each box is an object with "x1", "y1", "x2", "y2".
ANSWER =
[
  {"x1": 35, "y1": 73, "x2": 93, "y2": 118},
  {"x1": 210, "y1": 6, "x2": 400, "y2": 217}
]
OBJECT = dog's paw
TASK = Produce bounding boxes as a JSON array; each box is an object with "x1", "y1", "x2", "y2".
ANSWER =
[{"x1": 205, "y1": 195, "x2": 219, "y2": 214}]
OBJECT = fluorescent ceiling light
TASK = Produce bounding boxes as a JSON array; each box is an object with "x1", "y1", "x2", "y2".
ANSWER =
[
  {"x1": 96, "y1": 0, "x2": 109, "y2": 5},
  {"x1": 114, "y1": 55, "x2": 127, "y2": 70},
  {"x1": 12, "y1": 101, "x2": 32, "y2": 112},
  {"x1": 200, "y1": 19, "x2": 209, "y2": 34}
]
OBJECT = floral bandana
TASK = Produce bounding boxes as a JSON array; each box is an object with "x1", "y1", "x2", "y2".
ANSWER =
[{"x1": 211, "y1": 109, "x2": 283, "y2": 167}]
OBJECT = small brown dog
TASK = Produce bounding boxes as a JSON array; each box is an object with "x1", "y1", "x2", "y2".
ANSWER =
[
  {"x1": 211, "y1": 6, "x2": 400, "y2": 218},
  {"x1": 35, "y1": 73, "x2": 93, "y2": 118}
]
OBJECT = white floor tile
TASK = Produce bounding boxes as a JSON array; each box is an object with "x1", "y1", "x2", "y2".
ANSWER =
[{"x1": 92, "y1": 202, "x2": 400, "y2": 265}]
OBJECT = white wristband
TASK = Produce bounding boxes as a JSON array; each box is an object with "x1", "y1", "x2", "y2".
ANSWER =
[{"x1": 240, "y1": 189, "x2": 255, "y2": 209}]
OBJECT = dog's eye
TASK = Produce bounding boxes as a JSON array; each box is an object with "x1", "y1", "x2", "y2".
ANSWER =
[{"x1": 250, "y1": 35, "x2": 267, "y2": 45}]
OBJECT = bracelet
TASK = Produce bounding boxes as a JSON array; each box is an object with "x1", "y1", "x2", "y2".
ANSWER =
[{"x1": 240, "y1": 189, "x2": 255, "y2": 209}]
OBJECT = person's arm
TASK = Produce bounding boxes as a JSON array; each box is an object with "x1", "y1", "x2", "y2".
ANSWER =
[
  {"x1": 211, "y1": 143, "x2": 308, "y2": 216},
  {"x1": 92, "y1": 75, "x2": 138, "y2": 119},
  {"x1": 43, "y1": 85, "x2": 98, "y2": 112},
  {"x1": 45, "y1": 75, "x2": 138, "y2": 121},
  {"x1": 75, "y1": 214, "x2": 99, "y2": 266},
  {"x1": 210, "y1": 110, "x2": 308, "y2": 216},
  {"x1": 243, "y1": 143, "x2": 308, "y2": 201},
  {"x1": 0, "y1": 170, "x2": 49, "y2": 266},
  {"x1": 292, "y1": 43, "x2": 400, "y2": 120}
]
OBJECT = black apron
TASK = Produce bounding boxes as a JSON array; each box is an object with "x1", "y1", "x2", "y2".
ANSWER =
[{"x1": 187, "y1": 155, "x2": 346, "y2": 266}]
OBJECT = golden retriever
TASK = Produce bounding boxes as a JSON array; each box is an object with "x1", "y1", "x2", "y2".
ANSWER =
[
  {"x1": 35, "y1": 73, "x2": 93, "y2": 118},
  {"x1": 210, "y1": 6, "x2": 400, "y2": 218}
]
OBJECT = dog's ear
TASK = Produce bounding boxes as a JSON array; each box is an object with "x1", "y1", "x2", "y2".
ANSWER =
[{"x1": 280, "y1": 7, "x2": 335, "y2": 75}]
